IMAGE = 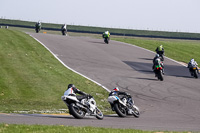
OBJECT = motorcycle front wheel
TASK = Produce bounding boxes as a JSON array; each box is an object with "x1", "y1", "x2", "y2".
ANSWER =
[
  {"x1": 69, "y1": 103, "x2": 86, "y2": 119},
  {"x1": 114, "y1": 103, "x2": 126, "y2": 117},
  {"x1": 95, "y1": 108, "x2": 104, "y2": 120},
  {"x1": 104, "y1": 38, "x2": 109, "y2": 44},
  {"x1": 194, "y1": 70, "x2": 198, "y2": 78},
  {"x1": 132, "y1": 106, "x2": 140, "y2": 118}
]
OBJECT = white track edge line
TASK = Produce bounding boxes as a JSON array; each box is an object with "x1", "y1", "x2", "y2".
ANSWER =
[{"x1": 29, "y1": 34, "x2": 110, "y2": 92}]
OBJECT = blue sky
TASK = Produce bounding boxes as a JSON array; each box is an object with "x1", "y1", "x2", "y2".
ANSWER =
[{"x1": 1, "y1": 0, "x2": 200, "y2": 33}]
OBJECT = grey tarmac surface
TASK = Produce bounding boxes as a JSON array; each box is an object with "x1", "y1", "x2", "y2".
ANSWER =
[{"x1": 1, "y1": 33, "x2": 200, "y2": 131}]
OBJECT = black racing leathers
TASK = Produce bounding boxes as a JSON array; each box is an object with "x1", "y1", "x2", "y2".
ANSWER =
[{"x1": 70, "y1": 87, "x2": 88, "y2": 101}]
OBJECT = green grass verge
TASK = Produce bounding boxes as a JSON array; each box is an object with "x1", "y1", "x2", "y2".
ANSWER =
[
  {"x1": 1, "y1": 18, "x2": 200, "y2": 39},
  {"x1": 0, "y1": 28, "x2": 111, "y2": 114},
  {"x1": 112, "y1": 37, "x2": 200, "y2": 64},
  {"x1": 0, "y1": 124, "x2": 191, "y2": 133}
]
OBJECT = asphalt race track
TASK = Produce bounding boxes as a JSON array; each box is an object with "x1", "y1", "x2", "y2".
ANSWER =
[{"x1": 1, "y1": 33, "x2": 200, "y2": 131}]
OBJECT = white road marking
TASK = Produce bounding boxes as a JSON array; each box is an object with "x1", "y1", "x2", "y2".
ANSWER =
[{"x1": 29, "y1": 34, "x2": 110, "y2": 92}]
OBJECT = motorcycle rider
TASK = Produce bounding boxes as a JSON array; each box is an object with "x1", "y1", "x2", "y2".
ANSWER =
[
  {"x1": 64, "y1": 84, "x2": 89, "y2": 101},
  {"x1": 155, "y1": 45, "x2": 164, "y2": 61},
  {"x1": 109, "y1": 87, "x2": 134, "y2": 114},
  {"x1": 102, "y1": 31, "x2": 110, "y2": 39},
  {"x1": 187, "y1": 58, "x2": 198, "y2": 76},
  {"x1": 35, "y1": 21, "x2": 41, "y2": 28},
  {"x1": 152, "y1": 54, "x2": 164, "y2": 75},
  {"x1": 35, "y1": 21, "x2": 42, "y2": 33},
  {"x1": 61, "y1": 24, "x2": 67, "y2": 35}
]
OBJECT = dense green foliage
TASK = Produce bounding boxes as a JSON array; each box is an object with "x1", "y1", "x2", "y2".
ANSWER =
[{"x1": 0, "y1": 29, "x2": 110, "y2": 113}]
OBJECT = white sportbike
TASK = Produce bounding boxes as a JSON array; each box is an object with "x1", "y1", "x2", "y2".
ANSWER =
[{"x1": 61, "y1": 94, "x2": 103, "y2": 120}]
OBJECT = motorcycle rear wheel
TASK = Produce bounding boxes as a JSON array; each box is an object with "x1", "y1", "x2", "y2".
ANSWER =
[
  {"x1": 158, "y1": 70, "x2": 164, "y2": 81},
  {"x1": 69, "y1": 103, "x2": 86, "y2": 119},
  {"x1": 114, "y1": 103, "x2": 126, "y2": 117}
]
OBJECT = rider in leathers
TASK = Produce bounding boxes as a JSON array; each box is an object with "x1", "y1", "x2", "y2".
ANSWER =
[
  {"x1": 155, "y1": 45, "x2": 164, "y2": 61},
  {"x1": 102, "y1": 31, "x2": 110, "y2": 39},
  {"x1": 152, "y1": 54, "x2": 164, "y2": 74},
  {"x1": 187, "y1": 58, "x2": 198, "y2": 76},
  {"x1": 109, "y1": 87, "x2": 134, "y2": 114},
  {"x1": 64, "y1": 84, "x2": 89, "y2": 101}
]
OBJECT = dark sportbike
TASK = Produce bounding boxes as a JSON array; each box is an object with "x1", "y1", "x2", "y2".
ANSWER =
[
  {"x1": 107, "y1": 94, "x2": 140, "y2": 118},
  {"x1": 35, "y1": 22, "x2": 41, "y2": 33},
  {"x1": 154, "y1": 64, "x2": 164, "y2": 81},
  {"x1": 104, "y1": 37, "x2": 109, "y2": 44},
  {"x1": 61, "y1": 94, "x2": 103, "y2": 120},
  {"x1": 189, "y1": 66, "x2": 199, "y2": 78}
]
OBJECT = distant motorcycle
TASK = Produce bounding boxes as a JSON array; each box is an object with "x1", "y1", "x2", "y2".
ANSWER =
[
  {"x1": 61, "y1": 24, "x2": 67, "y2": 36},
  {"x1": 154, "y1": 63, "x2": 164, "y2": 81},
  {"x1": 104, "y1": 37, "x2": 109, "y2": 44},
  {"x1": 61, "y1": 94, "x2": 103, "y2": 119},
  {"x1": 189, "y1": 66, "x2": 199, "y2": 78},
  {"x1": 35, "y1": 22, "x2": 41, "y2": 33},
  {"x1": 107, "y1": 94, "x2": 140, "y2": 117}
]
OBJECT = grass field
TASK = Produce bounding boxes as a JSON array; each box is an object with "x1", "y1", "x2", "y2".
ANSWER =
[
  {"x1": 0, "y1": 124, "x2": 192, "y2": 133},
  {"x1": 0, "y1": 28, "x2": 110, "y2": 114},
  {"x1": 112, "y1": 37, "x2": 200, "y2": 64},
  {"x1": 1, "y1": 18, "x2": 200, "y2": 39}
]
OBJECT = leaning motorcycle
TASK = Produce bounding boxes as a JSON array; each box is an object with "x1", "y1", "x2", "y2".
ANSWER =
[
  {"x1": 107, "y1": 95, "x2": 140, "y2": 118},
  {"x1": 189, "y1": 66, "x2": 199, "y2": 78},
  {"x1": 61, "y1": 94, "x2": 103, "y2": 120},
  {"x1": 154, "y1": 64, "x2": 164, "y2": 81}
]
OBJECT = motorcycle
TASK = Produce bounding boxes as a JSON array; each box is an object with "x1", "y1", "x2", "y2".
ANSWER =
[
  {"x1": 61, "y1": 28, "x2": 67, "y2": 35},
  {"x1": 35, "y1": 23, "x2": 41, "y2": 33},
  {"x1": 104, "y1": 37, "x2": 109, "y2": 44},
  {"x1": 61, "y1": 24, "x2": 67, "y2": 36},
  {"x1": 61, "y1": 94, "x2": 103, "y2": 120},
  {"x1": 189, "y1": 66, "x2": 199, "y2": 78},
  {"x1": 154, "y1": 64, "x2": 164, "y2": 81},
  {"x1": 107, "y1": 95, "x2": 140, "y2": 118}
]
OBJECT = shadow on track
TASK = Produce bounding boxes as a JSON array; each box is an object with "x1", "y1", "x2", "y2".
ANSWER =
[
  {"x1": 135, "y1": 77, "x2": 158, "y2": 81},
  {"x1": 123, "y1": 61, "x2": 192, "y2": 78},
  {"x1": 138, "y1": 58, "x2": 153, "y2": 61},
  {"x1": 21, "y1": 114, "x2": 97, "y2": 120},
  {"x1": 87, "y1": 41, "x2": 106, "y2": 45}
]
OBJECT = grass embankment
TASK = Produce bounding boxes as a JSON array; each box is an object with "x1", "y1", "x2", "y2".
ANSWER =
[
  {"x1": 0, "y1": 29, "x2": 110, "y2": 114},
  {"x1": 112, "y1": 37, "x2": 200, "y2": 64},
  {"x1": 1, "y1": 18, "x2": 200, "y2": 39},
  {"x1": 0, "y1": 124, "x2": 191, "y2": 133}
]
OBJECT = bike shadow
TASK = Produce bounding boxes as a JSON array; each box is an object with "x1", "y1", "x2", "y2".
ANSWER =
[
  {"x1": 138, "y1": 58, "x2": 153, "y2": 61},
  {"x1": 22, "y1": 113, "x2": 100, "y2": 120},
  {"x1": 123, "y1": 61, "x2": 192, "y2": 79},
  {"x1": 87, "y1": 41, "x2": 106, "y2": 45}
]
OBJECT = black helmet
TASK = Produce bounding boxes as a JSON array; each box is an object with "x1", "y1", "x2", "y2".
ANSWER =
[{"x1": 68, "y1": 84, "x2": 75, "y2": 89}]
